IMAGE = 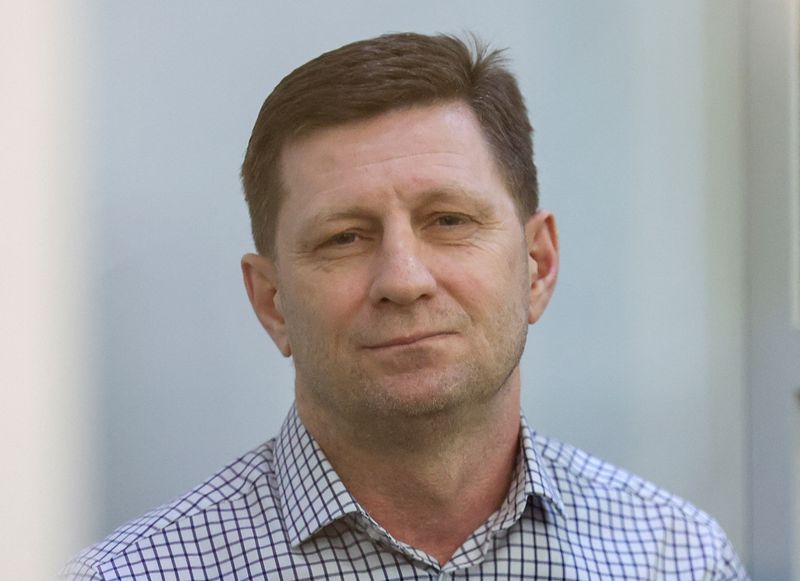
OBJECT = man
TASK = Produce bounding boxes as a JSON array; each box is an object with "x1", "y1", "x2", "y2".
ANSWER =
[{"x1": 66, "y1": 33, "x2": 748, "y2": 579}]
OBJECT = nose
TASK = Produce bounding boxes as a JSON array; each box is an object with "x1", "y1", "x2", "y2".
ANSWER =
[{"x1": 368, "y1": 227, "x2": 436, "y2": 305}]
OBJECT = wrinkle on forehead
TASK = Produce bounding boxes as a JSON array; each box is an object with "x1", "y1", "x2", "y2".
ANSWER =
[
  {"x1": 282, "y1": 148, "x2": 476, "y2": 185},
  {"x1": 339, "y1": 151, "x2": 469, "y2": 173},
  {"x1": 281, "y1": 102, "x2": 494, "y2": 172}
]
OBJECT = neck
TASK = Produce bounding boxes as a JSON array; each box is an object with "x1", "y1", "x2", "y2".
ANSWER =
[{"x1": 296, "y1": 369, "x2": 522, "y2": 566}]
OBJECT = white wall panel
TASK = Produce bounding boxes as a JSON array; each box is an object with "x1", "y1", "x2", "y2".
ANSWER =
[{"x1": 0, "y1": 1, "x2": 96, "y2": 577}]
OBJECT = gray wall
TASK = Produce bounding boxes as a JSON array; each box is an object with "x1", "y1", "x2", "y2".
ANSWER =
[
  {"x1": 84, "y1": 0, "x2": 750, "y2": 566},
  {"x1": 745, "y1": 1, "x2": 800, "y2": 579}
]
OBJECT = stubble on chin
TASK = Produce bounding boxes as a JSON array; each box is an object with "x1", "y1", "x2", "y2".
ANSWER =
[{"x1": 294, "y1": 313, "x2": 528, "y2": 433}]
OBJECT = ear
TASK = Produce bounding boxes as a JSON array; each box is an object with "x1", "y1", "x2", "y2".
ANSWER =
[
  {"x1": 241, "y1": 253, "x2": 292, "y2": 357},
  {"x1": 524, "y1": 210, "x2": 559, "y2": 325}
]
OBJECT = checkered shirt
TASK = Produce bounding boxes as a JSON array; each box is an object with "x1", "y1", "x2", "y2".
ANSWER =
[{"x1": 63, "y1": 405, "x2": 748, "y2": 579}]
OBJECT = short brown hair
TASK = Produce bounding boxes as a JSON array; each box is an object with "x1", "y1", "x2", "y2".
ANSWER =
[{"x1": 241, "y1": 32, "x2": 538, "y2": 256}]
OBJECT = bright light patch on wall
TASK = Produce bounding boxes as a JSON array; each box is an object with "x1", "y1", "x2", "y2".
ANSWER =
[
  {"x1": 793, "y1": 97, "x2": 800, "y2": 329},
  {"x1": 0, "y1": 0, "x2": 95, "y2": 576},
  {"x1": 793, "y1": 181, "x2": 800, "y2": 328},
  {"x1": 792, "y1": 1, "x2": 800, "y2": 329}
]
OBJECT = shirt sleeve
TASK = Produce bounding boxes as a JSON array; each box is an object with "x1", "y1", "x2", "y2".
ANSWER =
[{"x1": 57, "y1": 558, "x2": 103, "y2": 581}]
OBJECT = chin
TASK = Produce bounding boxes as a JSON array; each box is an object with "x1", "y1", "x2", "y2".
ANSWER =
[{"x1": 356, "y1": 369, "x2": 499, "y2": 419}]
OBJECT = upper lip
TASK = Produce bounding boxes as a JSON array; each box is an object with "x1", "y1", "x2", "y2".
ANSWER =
[{"x1": 365, "y1": 332, "x2": 454, "y2": 349}]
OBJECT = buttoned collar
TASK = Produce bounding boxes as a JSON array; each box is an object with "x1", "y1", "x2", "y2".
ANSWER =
[{"x1": 274, "y1": 404, "x2": 564, "y2": 548}]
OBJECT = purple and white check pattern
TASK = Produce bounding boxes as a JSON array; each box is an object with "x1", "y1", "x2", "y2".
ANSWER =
[{"x1": 64, "y1": 405, "x2": 748, "y2": 579}]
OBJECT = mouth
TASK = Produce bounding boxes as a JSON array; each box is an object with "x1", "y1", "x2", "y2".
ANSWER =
[{"x1": 364, "y1": 332, "x2": 456, "y2": 350}]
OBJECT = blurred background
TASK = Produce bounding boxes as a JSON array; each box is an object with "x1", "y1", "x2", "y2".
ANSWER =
[{"x1": 2, "y1": 1, "x2": 799, "y2": 579}]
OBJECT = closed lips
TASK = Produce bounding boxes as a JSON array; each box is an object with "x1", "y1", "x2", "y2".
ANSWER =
[{"x1": 365, "y1": 332, "x2": 455, "y2": 349}]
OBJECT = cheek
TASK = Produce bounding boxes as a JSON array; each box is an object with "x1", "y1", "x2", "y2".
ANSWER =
[
  {"x1": 442, "y1": 260, "x2": 531, "y2": 338},
  {"x1": 441, "y1": 268, "x2": 502, "y2": 318},
  {"x1": 283, "y1": 271, "x2": 367, "y2": 333},
  {"x1": 438, "y1": 246, "x2": 527, "y2": 298}
]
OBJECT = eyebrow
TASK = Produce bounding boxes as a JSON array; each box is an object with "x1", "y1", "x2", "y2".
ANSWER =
[
  {"x1": 301, "y1": 208, "x2": 376, "y2": 232},
  {"x1": 415, "y1": 185, "x2": 494, "y2": 209},
  {"x1": 299, "y1": 184, "x2": 496, "y2": 233}
]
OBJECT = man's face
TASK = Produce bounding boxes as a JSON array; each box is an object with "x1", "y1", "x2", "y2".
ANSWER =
[{"x1": 245, "y1": 103, "x2": 556, "y2": 421}]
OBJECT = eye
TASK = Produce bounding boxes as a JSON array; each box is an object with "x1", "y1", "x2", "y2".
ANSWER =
[
  {"x1": 327, "y1": 231, "x2": 359, "y2": 246},
  {"x1": 434, "y1": 214, "x2": 469, "y2": 227}
]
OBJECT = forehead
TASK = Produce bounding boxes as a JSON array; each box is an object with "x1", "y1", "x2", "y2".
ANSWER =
[
  {"x1": 275, "y1": 103, "x2": 513, "y2": 240},
  {"x1": 282, "y1": 102, "x2": 498, "y2": 174}
]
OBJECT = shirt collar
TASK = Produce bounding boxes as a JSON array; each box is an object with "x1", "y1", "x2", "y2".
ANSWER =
[
  {"x1": 274, "y1": 404, "x2": 363, "y2": 547},
  {"x1": 509, "y1": 415, "x2": 565, "y2": 524},
  {"x1": 274, "y1": 405, "x2": 564, "y2": 547}
]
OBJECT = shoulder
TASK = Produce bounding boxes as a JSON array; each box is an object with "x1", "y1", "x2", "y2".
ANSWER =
[
  {"x1": 62, "y1": 439, "x2": 278, "y2": 580},
  {"x1": 533, "y1": 432, "x2": 704, "y2": 515},
  {"x1": 530, "y1": 432, "x2": 748, "y2": 578}
]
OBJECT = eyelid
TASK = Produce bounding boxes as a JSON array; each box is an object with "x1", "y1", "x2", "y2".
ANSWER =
[
  {"x1": 430, "y1": 211, "x2": 475, "y2": 225},
  {"x1": 318, "y1": 228, "x2": 369, "y2": 250}
]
